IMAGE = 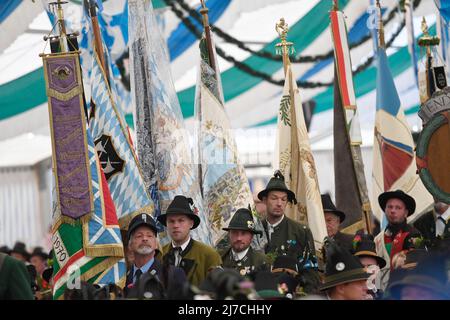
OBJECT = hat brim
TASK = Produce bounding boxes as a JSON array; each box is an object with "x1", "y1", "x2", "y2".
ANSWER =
[
  {"x1": 257, "y1": 188, "x2": 297, "y2": 204},
  {"x1": 319, "y1": 269, "x2": 370, "y2": 291},
  {"x1": 157, "y1": 212, "x2": 200, "y2": 230},
  {"x1": 11, "y1": 250, "x2": 30, "y2": 260},
  {"x1": 222, "y1": 226, "x2": 262, "y2": 235},
  {"x1": 127, "y1": 220, "x2": 159, "y2": 240},
  {"x1": 354, "y1": 251, "x2": 386, "y2": 269},
  {"x1": 388, "y1": 275, "x2": 450, "y2": 299},
  {"x1": 256, "y1": 289, "x2": 287, "y2": 299},
  {"x1": 324, "y1": 209, "x2": 346, "y2": 223},
  {"x1": 378, "y1": 191, "x2": 416, "y2": 216}
]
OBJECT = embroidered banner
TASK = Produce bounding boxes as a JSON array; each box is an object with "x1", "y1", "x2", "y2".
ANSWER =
[{"x1": 43, "y1": 53, "x2": 93, "y2": 223}]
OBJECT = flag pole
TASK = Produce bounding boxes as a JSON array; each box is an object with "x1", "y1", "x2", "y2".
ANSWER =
[
  {"x1": 333, "y1": 0, "x2": 372, "y2": 234},
  {"x1": 275, "y1": 18, "x2": 302, "y2": 225},
  {"x1": 275, "y1": 18, "x2": 294, "y2": 76},
  {"x1": 199, "y1": 0, "x2": 216, "y2": 72},
  {"x1": 89, "y1": 0, "x2": 108, "y2": 75},
  {"x1": 418, "y1": 16, "x2": 441, "y2": 99}
]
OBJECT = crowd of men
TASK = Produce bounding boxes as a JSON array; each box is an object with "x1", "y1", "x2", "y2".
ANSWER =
[{"x1": 1, "y1": 171, "x2": 449, "y2": 300}]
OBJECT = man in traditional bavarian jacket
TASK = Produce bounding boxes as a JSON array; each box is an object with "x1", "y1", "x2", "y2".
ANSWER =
[
  {"x1": 158, "y1": 195, "x2": 222, "y2": 287},
  {"x1": 413, "y1": 197, "x2": 450, "y2": 246},
  {"x1": 258, "y1": 171, "x2": 319, "y2": 291},
  {"x1": 220, "y1": 207, "x2": 268, "y2": 276},
  {"x1": 374, "y1": 190, "x2": 422, "y2": 290}
]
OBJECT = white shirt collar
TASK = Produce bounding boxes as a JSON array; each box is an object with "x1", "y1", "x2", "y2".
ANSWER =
[
  {"x1": 231, "y1": 247, "x2": 250, "y2": 261},
  {"x1": 268, "y1": 215, "x2": 284, "y2": 228},
  {"x1": 172, "y1": 236, "x2": 191, "y2": 252},
  {"x1": 438, "y1": 207, "x2": 450, "y2": 222}
]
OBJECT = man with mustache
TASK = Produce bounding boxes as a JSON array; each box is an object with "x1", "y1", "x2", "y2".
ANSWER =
[
  {"x1": 125, "y1": 213, "x2": 162, "y2": 294},
  {"x1": 220, "y1": 207, "x2": 268, "y2": 276}
]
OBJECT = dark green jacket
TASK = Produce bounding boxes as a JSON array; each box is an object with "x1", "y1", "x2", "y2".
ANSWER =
[
  {"x1": 262, "y1": 216, "x2": 321, "y2": 293},
  {"x1": 162, "y1": 239, "x2": 222, "y2": 287},
  {"x1": 220, "y1": 246, "x2": 268, "y2": 275},
  {"x1": 0, "y1": 253, "x2": 34, "y2": 300},
  {"x1": 262, "y1": 216, "x2": 316, "y2": 259},
  {"x1": 333, "y1": 231, "x2": 354, "y2": 253}
]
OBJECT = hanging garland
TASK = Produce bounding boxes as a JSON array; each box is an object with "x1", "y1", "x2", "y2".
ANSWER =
[
  {"x1": 165, "y1": 0, "x2": 406, "y2": 88},
  {"x1": 169, "y1": 0, "x2": 421, "y2": 63}
]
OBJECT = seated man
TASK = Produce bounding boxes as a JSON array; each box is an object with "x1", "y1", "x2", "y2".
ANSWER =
[
  {"x1": 221, "y1": 207, "x2": 268, "y2": 276},
  {"x1": 158, "y1": 195, "x2": 222, "y2": 287}
]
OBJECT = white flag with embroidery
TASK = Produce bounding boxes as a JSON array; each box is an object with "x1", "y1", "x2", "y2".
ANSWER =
[{"x1": 275, "y1": 64, "x2": 327, "y2": 250}]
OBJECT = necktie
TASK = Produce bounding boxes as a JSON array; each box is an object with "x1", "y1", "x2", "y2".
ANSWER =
[
  {"x1": 174, "y1": 247, "x2": 182, "y2": 267},
  {"x1": 436, "y1": 216, "x2": 446, "y2": 237},
  {"x1": 134, "y1": 269, "x2": 142, "y2": 284},
  {"x1": 268, "y1": 224, "x2": 275, "y2": 241}
]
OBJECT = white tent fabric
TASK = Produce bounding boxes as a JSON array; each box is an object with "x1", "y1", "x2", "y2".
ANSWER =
[{"x1": 0, "y1": 165, "x2": 51, "y2": 249}]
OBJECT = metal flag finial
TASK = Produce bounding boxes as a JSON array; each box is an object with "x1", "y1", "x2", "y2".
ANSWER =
[
  {"x1": 418, "y1": 16, "x2": 440, "y2": 52},
  {"x1": 376, "y1": 0, "x2": 385, "y2": 49},
  {"x1": 275, "y1": 18, "x2": 294, "y2": 57}
]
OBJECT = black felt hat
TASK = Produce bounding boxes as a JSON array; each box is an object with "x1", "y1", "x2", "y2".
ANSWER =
[
  {"x1": 321, "y1": 194, "x2": 346, "y2": 223},
  {"x1": 0, "y1": 245, "x2": 11, "y2": 255},
  {"x1": 271, "y1": 255, "x2": 299, "y2": 276},
  {"x1": 11, "y1": 241, "x2": 30, "y2": 261},
  {"x1": 352, "y1": 234, "x2": 386, "y2": 269},
  {"x1": 127, "y1": 213, "x2": 159, "y2": 240},
  {"x1": 222, "y1": 207, "x2": 262, "y2": 235},
  {"x1": 254, "y1": 271, "x2": 286, "y2": 299},
  {"x1": 157, "y1": 195, "x2": 201, "y2": 229},
  {"x1": 30, "y1": 247, "x2": 49, "y2": 261},
  {"x1": 378, "y1": 190, "x2": 416, "y2": 216},
  {"x1": 320, "y1": 237, "x2": 370, "y2": 291},
  {"x1": 402, "y1": 249, "x2": 428, "y2": 269},
  {"x1": 257, "y1": 170, "x2": 297, "y2": 204}
]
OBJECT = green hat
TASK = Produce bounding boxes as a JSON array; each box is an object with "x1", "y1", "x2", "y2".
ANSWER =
[
  {"x1": 157, "y1": 195, "x2": 201, "y2": 229},
  {"x1": 257, "y1": 170, "x2": 297, "y2": 204},
  {"x1": 320, "y1": 237, "x2": 370, "y2": 291},
  {"x1": 222, "y1": 207, "x2": 262, "y2": 235}
]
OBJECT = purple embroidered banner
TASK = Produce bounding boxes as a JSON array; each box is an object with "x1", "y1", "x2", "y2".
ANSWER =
[{"x1": 43, "y1": 53, "x2": 93, "y2": 221}]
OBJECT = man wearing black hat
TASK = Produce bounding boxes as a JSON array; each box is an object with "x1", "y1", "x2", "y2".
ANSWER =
[
  {"x1": 413, "y1": 197, "x2": 450, "y2": 246},
  {"x1": 125, "y1": 213, "x2": 163, "y2": 296},
  {"x1": 10, "y1": 241, "x2": 30, "y2": 263},
  {"x1": 258, "y1": 171, "x2": 316, "y2": 261},
  {"x1": 374, "y1": 190, "x2": 422, "y2": 291},
  {"x1": 353, "y1": 233, "x2": 386, "y2": 299},
  {"x1": 319, "y1": 237, "x2": 371, "y2": 300},
  {"x1": 220, "y1": 207, "x2": 268, "y2": 276},
  {"x1": 374, "y1": 190, "x2": 422, "y2": 267},
  {"x1": 322, "y1": 194, "x2": 354, "y2": 253},
  {"x1": 159, "y1": 195, "x2": 222, "y2": 287}
]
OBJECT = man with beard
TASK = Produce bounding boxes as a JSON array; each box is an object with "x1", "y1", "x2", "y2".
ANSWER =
[
  {"x1": 220, "y1": 207, "x2": 268, "y2": 276},
  {"x1": 374, "y1": 190, "x2": 422, "y2": 290},
  {"x1": 125, "y1": 213, "x2": 162, "y2": 295}
]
